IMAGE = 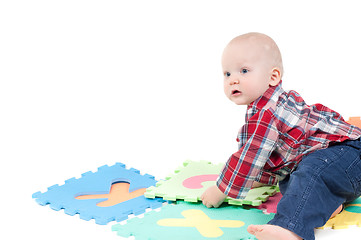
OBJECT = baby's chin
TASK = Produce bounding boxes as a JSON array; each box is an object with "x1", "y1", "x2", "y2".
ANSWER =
[{"x1": 229, "y1": 96, "x2": 254, "y2": 106}]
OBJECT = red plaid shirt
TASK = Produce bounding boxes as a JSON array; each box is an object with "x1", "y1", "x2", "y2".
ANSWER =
[{"x1": 217, "y1": 82, "x2": 361, "y2": 199}]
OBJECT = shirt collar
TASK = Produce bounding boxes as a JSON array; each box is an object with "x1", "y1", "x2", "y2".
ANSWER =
[{"x1": 246, "y1": 80, "x2": 284, "y2": 120}]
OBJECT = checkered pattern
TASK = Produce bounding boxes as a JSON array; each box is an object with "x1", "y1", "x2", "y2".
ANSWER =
[{"x1": 217, "y1": 82, "x2": 361, "y2": 199}]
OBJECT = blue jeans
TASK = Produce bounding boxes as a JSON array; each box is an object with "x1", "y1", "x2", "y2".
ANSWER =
[{"x1": 268, "y1": 138, "x2": 361, "y2": 240}]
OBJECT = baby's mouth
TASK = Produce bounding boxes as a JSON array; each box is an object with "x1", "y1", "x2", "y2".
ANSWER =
[{"x1": 232, "y1": 90, "x2": 242, "y2": 95}]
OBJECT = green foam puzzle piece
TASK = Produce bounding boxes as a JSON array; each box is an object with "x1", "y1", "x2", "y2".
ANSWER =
[
  {"x1": 145, "y1": 160, "x2": 277, "y2": 206},
  {"x1": 112, "y1": 202, "x2": 275, "y2": 240},
  {"x1": 226, "y1": 186, "x2": 277, "y2": 206}
]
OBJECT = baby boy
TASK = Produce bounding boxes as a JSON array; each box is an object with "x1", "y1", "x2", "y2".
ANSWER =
[{"x1": 201, "y1": 32, "x2": 361, "y2": 240}]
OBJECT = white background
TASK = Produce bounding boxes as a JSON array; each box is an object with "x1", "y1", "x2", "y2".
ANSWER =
[{"x1": 1, "y1": 0, "x2": 361, "y2": 239}]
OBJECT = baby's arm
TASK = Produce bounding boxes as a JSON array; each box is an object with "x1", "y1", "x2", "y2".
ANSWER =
[
  {"x1": 252, "y1": 181, "x2": 267, "y2": 188},
  {"x1": 203, "y1": 110, "x2": 279, "y2": 207}
]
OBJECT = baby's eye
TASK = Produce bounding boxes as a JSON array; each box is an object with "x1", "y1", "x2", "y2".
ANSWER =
[
  {"x1": 225, "y1": 72, "x2": 231, "y2": 77},
  {"x1": 241, "y1": 69, "x2": 248, "y2": 74}
]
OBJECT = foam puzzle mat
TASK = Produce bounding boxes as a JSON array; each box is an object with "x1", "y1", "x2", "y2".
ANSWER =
[
  {"x1": 145, "y1": 160, "x2": 277, "y2": 206},
  {"x1": 256, "y1": 192, "x2": 282, "y2": 214},
  {"x1": 32, "y1": 155, "x2": 361, "y2": 238},
  {"x1": 32, "y1": 163, "x2": 164, "y2": 225},
  {"x1": 112, "y1": 201, "x2": 275, "y2": 240},
  {"x1": 348, "y1": 116, "x2": 361, "y2": 128}
]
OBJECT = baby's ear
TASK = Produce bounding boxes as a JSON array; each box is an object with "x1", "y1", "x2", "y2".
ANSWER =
[{"x1": 269, "y1": 68, "x2": 281, "y2": 86}]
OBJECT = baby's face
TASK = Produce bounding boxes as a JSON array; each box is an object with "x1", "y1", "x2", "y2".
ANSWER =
[{"x1": 222, "y1": 39, "x2": 275, "y2": 106}]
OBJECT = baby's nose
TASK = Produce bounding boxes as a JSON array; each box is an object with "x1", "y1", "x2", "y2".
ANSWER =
[{"x1": 230, "y1": 77, "x2": 240, "y2": 85}]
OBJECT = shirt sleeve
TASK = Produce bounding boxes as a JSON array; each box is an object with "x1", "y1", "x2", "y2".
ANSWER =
[{"x1": 216, "y1": 109, "x2": 279, "y2": 199}]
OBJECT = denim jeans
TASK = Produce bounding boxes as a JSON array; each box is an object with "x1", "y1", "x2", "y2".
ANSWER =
[{"x1": 268, "y1": 138, "x2": 361, "y2": 240}]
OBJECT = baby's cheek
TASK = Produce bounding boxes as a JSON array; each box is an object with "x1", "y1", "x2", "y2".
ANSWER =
[{"x1": 223, "y1": 85, "x2": 230, "y2": 96}]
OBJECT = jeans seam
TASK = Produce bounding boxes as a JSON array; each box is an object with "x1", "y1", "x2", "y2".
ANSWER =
[{"x1": 288, "y1": 165, "x2": 321, "y2": 230}]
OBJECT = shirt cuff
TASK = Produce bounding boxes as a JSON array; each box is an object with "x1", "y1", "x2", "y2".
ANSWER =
[{"x1": 216, "y1": 175, "x2": 251, "y2": 199}]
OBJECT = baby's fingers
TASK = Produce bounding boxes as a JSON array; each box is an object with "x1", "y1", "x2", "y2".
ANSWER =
[
  {"x1": 202, "y1": 199, "x2": 212, "y2": 208},
  {"x1": 205, "y1": 202, "x2": 214, "y2": 208}
]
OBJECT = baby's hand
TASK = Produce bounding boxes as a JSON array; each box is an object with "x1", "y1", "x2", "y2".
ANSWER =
[
  {"x1": 201, "y1": 185, "x2": 227, "y2": 208},
  {"x1": 252, "y1": 181, "x2": 266, "y2": 188}
]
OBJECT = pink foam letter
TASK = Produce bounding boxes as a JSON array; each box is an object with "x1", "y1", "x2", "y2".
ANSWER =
[{"x1": 182, "y1": 174, "x2": 218, "y2": 189}]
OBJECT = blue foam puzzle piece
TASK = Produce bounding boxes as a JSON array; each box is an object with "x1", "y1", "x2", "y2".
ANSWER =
[
  {"x1": 32, "y1": 163, "x2": 164, "y2": 225},
  {"x1": 112, "y1": 201, "x2": 275, "y2": 240}
]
